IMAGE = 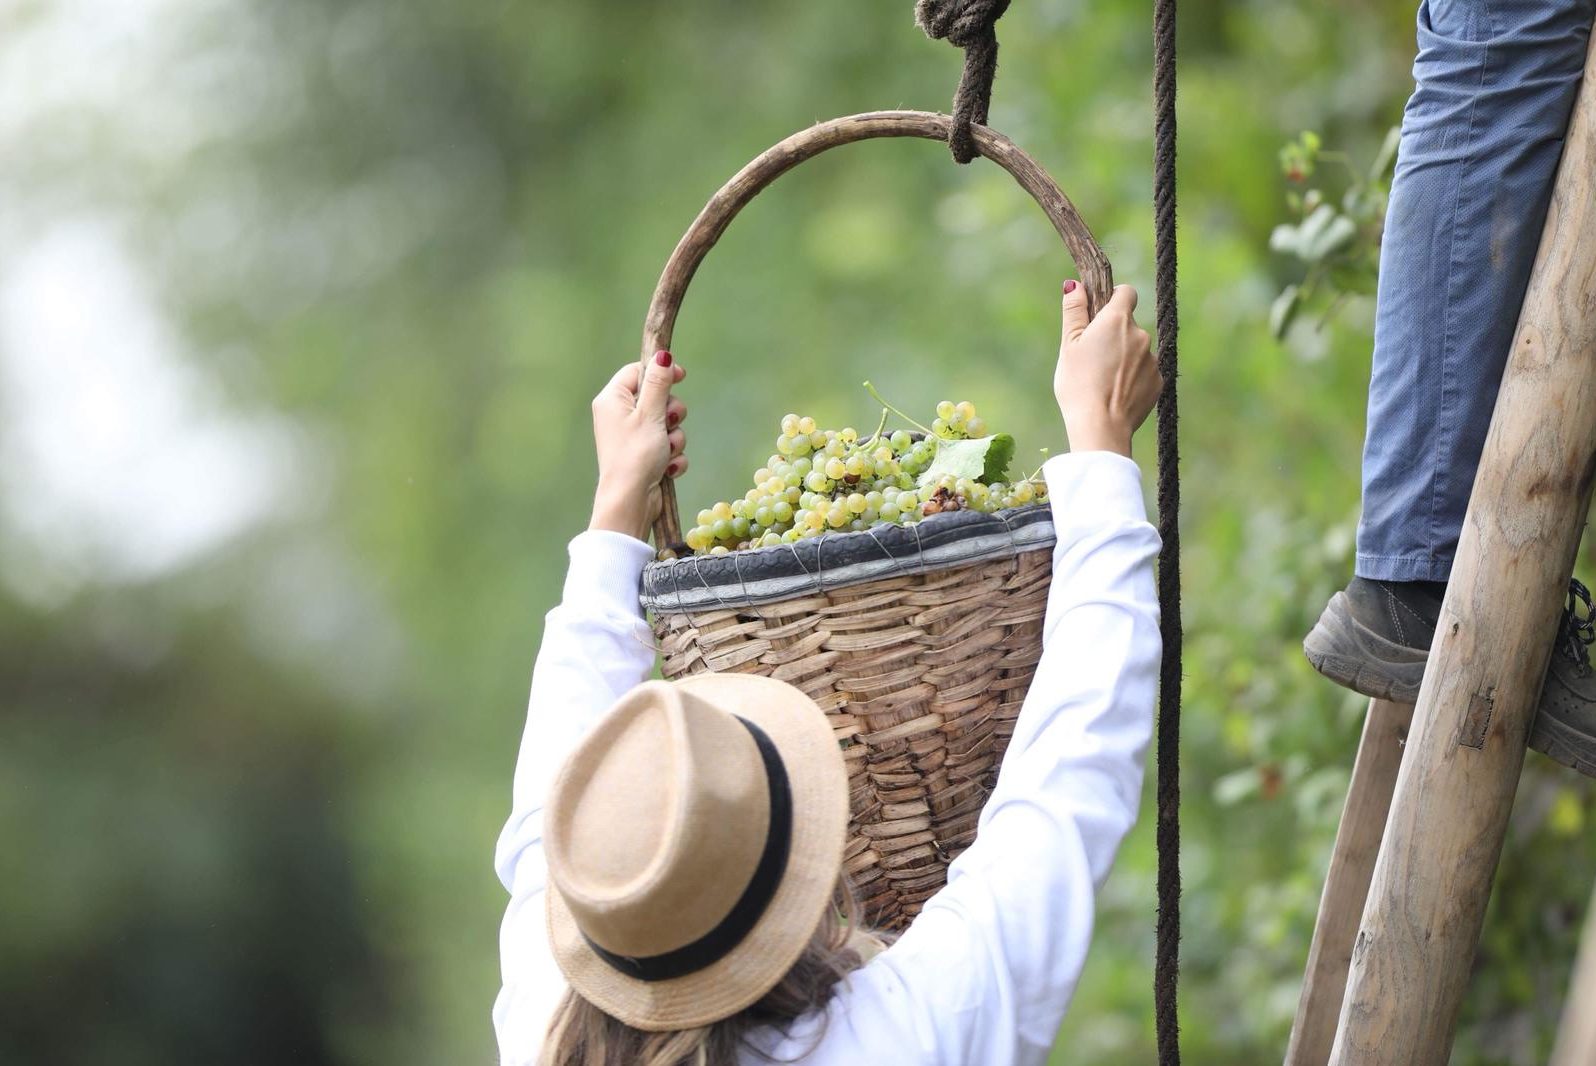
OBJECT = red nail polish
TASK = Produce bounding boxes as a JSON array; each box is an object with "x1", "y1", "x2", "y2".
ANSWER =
[
  {"x1": 655, "y1": 350, "x2": 673, "y2": 367},
  {"x1": 1063, "y1": 280, "x2": 1078, "y2": 294}
]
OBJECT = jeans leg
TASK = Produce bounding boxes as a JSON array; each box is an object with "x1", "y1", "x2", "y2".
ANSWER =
[{"x1": 1356, "y1": 0, "x2": 1596, "y2": 582}]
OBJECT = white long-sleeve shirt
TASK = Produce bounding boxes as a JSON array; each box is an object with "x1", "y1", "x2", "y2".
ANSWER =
[{"x1": 494, "y1": 451, "x2": 1161, "y2": 1066}]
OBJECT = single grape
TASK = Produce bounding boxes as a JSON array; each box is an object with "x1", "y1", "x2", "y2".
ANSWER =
[
  {"x1": 1015, "y1": 481, "x2": 1035, "y2": 503},
  {"x1": 880, "y1": 502, "x2": 901, "y2": 521},
  {"x1": 839, "y1": 427, "x2": 858, "y2": 444},
  {"x1": 773, "y1": 500, "x2": 794, "y2": 523},
  {"x1": 745, "y1": 488, "x2": 762, "y2": 504},
  {"x1": 732, "y1": 516, "x2": 751, "y2": 538},
  {"x1": 864, "y1": 490, "x2": 884, "y2": 510},
  {"x1": 781, "y1": 414, "x2": 800, "y2": 436},
  {"x1": 712, "y1": 501, "x2": 733, "y2": 521},
  {"x1": 806, "y1": 509, "x2": 826, "y2": 531},
  {"x1": 754, "y1": 505, "x2": 774, "y2": 527},
  {"x1": 809, "y1": 430, "x2": 827, "y2": 449},
  {"x1": 754, "y1": 467, "x2": 772, "y2": 484},
  {"x1": 696, "y1": 508, "x2": 715, "y2": 527},
  {"x1": 791, "y1": 435, "x2": 813, "y2": 456},
  {"x1": 932, "y1": 418, "x2": 949, "y2": 437},
  {"x1": 965, "y1": 416, "x2": 987, "y2": 437},
  {"x1": 846, "y1": 493, "x2": 867, "y2": 514},
  {"x1": 861, "y1": 506, "x2": 879, "y2": 524},
  {"x1": 936, "y1": 400, "x2": 955, "y2": 421},
  {"x1": 890, "y1": 430, "x2": 912, "y2": 453},
  {"x1": 798, "y1": 416, "x2": 817, "y2": 435},
  {"x1": 806, "y1": 471, "x2": 831, "y2": 493},
  {"x1": 711, "y1": 518, "x2": 732, "y2": 540},
  {"x1": 710, "y1": 545, "x2": 730, "y2": 556},
  {"x1": 955, "y1": 401, "x2": 976, "y2": 422},
  {"x1": 760, "y1": 531, "x2": 782, "y2": 548},
  {"x1": 825, "y1": 457, "x2": 847, "y2": 480},
  {"x1": 776, "y1": 435, "x2": 795, "y2": 456},
  {"x1": 783, "y1": 528, "x2": 802, "y2": 543},
  {"x1": 792, "y1": 457, "x2": 812, "y2": 476},
  {"x1": 844, "y1": 455, "x2": 866, "y2": 478},
  {"x1": 827, "y1": 505, "x2": 849, "y2": 528}
]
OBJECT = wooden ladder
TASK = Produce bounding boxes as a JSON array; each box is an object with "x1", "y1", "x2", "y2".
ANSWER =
[{"x1": 1283, "y1": 23, "x2": 1596, "y2": 1066}]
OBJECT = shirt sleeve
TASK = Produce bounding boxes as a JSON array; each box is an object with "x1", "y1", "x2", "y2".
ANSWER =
[
  {"x1": 785, "y1": 451, "x2": 1161, "y2": 1066},
  {"x1": 492, "y1": 529, "x2": 658, "y2": 1066}
]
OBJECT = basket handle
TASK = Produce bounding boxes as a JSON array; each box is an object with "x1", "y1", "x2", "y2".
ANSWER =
[{"x1": 641, "y1": 109, "x2": 1114, "y2": 550}]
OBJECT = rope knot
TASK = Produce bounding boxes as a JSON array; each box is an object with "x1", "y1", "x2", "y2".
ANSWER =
[{"x1": 915, "y1": 0, "x2": 1011, "y2": 163}]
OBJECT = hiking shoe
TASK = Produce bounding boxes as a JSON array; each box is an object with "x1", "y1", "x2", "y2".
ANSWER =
[
  {"x1": 1530, "y1": 581, "x2": 1596, "y2": 777},
  {"x1": 1304, "y1": 577, "x2": 1596, "y2": 778},
  {"x1": 1302, "y1": 577, "x2": 1442, "y2": 704}
]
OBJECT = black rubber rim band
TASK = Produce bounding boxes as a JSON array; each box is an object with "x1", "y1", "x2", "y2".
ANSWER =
[{"x1": 582, "y1": 716, "x2": 794, "y2": 983}]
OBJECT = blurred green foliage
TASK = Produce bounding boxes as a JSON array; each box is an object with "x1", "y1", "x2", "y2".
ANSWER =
[
  {"x1": 1269, "y1": 126, "x2": 1398, "y2": 339},
  {"x1": 2, "y1": 1, "x2": 1594, "y2": 1064}
]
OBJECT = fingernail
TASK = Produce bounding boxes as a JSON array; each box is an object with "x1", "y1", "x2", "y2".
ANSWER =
[
  {"x1": 1063, "y1": 280, "x2": 1078, "y2": 295},
  {"x1": 654, "y1": 350, "x2": 673, "y2": 367}
]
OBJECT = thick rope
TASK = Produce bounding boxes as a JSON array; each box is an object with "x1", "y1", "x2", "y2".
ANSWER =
[
  {"x1": 915, "y1": 0, "x2": 1011, "y2": 163},
  {"x1": 1152, "y1": 0, "x2": 1181, "y2": 1058}
]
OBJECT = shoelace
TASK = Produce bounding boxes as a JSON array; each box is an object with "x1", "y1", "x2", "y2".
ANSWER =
[{"x1": 1557, "y1": 578, "x2": 1596, "y2": 672}]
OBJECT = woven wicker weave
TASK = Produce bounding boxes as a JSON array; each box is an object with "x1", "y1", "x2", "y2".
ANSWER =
[
  {"x1": 651, "y1": 542, "x2": 1051, "y2": 928},
  {"x1": 637, "y1": 111, "x2": 1110, "y2": 928}
]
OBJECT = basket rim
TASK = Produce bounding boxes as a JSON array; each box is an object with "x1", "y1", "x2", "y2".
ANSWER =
[{"x1": 641, "y1": 502, "x2": 1055, "y2": 614}]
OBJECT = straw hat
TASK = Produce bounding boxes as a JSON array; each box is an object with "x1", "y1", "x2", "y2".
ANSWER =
[{"x1": 544, "y1": 673, "x2": 849, "y2": 1031}]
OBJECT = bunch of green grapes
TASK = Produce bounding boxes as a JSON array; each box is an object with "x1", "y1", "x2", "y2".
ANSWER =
[{"x1": 683, "y1": 398, "x2": 1049, "y2": 556}]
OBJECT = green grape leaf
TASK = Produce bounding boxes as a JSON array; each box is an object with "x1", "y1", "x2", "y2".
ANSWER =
[{"x1": 918, "y1": 434, "x2": 1015, "y2": 488}]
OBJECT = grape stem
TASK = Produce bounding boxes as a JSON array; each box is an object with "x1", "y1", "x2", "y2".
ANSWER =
[
  {"x1": 858, "y1": 407, "x2": 890, "y2": 451},
  {"x1": 862, "y1": 380, "x2": 936, "y2": 439}
]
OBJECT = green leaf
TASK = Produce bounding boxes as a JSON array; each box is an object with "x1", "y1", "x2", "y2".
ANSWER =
[
  {"x1": 1328, "y1": 263, "x2": 1377, "y2": 296},
  {"x1": 918, "y1": 433, "x2": 1015, "y2": 488},
  {"x1": 1294, "y1": 205, "x2": 1357, "y2": 261},
  {"x1": 1269, "y1": 223, "x2": 1302, "y2": 256},
  {"x1": 1270, "y1": 284, "x2": 1301, "y2": 340},
  {"x1": 1368, "y1": 125, "x2": 1401, "y2": 184}
]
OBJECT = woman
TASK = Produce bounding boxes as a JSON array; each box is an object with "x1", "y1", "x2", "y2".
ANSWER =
[{"x1": 494, "y1": 279, "x2": 1163, "y2": 1066}]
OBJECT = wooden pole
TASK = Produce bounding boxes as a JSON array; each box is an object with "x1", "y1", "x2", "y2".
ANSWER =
[
  {"x1": 1551, "y1": 878, "x2": 1596, "y2": 1066},
  {"x1": 1284, "y1": 699, "x2": 1414, "y2": 1066},
  {"x1": 1327, "y1": 30, "x2": 1596, "y2": 1066}
]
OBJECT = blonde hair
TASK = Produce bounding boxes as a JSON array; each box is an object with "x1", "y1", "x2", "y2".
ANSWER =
[{"x1": 540, "y1": 880, "x2": 879, "y2": 1066}]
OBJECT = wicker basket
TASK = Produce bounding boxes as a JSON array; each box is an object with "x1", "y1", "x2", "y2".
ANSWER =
[{"x1": 637, "y1": 111, "x2": 1113, "y2": 929}]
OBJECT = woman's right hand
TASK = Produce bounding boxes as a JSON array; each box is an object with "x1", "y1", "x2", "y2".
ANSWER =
[{"x1": 1054, "y1": 281, "x2": 1161, "y2": 457}]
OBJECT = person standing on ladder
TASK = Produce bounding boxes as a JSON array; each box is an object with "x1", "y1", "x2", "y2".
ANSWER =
[
  {"x1": 493, "y1": 285, "x2": 1163, "y2": 1066},
  {"x1": 1304, "y1": 0, "x2": 1596, "y2": 777}
]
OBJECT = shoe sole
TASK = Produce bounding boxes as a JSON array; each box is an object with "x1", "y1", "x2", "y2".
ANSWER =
[
  {"x1": 1529, "y1": 708, "x2": 1596, "y2": 778},
  {"x1": 1303, "y1": 591, "x2": 1428, "y2": 704}
]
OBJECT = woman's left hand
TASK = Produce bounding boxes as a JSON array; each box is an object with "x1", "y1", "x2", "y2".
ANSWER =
[{"x1": 588, "y1": 351, "x2": 688, "y2": 541}]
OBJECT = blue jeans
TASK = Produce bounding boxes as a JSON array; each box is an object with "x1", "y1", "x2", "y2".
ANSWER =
[{"x1": 1357, "y1": 0, "x2": 1596, "y2": 582}]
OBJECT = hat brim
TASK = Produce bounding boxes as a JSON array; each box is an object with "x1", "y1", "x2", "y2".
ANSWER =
[{"x1": 547, "y1": 672, "x2": 849, "y2": 1032}]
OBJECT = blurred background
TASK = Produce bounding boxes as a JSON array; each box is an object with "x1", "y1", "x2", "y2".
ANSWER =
[{"x1": 3, "y1": 0, "x2": 1593, "y2": 1063}]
